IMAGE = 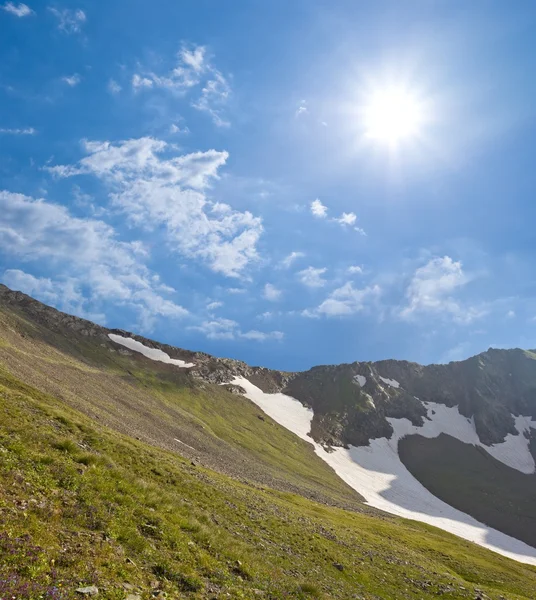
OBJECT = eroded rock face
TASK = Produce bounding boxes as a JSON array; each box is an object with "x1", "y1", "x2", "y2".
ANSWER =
[{"x1": 3, "y1": 283, "x2": 536, "y2": 449}]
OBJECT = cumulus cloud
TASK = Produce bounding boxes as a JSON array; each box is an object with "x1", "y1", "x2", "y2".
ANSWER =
[
  {"x1": 0, "y1": 190, "x2": 187, "y2": 331},
  {"x1": 311, "y1": 282, "x2": 381, "y2": 317},
  {"x1": 310, "y1": 198, "x2": 327, "y2": 218},
  {"x1": 48, "y1": 7, "x2": 86, "y2": 34},
  {"x1": 280, "y1": 251, "x2": 305, "y2": 269},
  {"x1": 298, "y1": 266, "x2": 327, "y2": 288},
  {"x1": 190, "y1": 317, "x2": 283, "y2": 342},
  {"x1": 263, "y1": 283, "x2": 282, "y2": 301},
  {"x1": 48, "y1": 137, "x2": 263, "y2": 278},
  {"x1": 348, "y1": 265, "x2": 363, "y2": 274},
  {"x1": 0, "y1": 127, "x2": 36, "y2": 135},
  {"x1": 336, "y1": 212, "x2": 357, "y2": 226},
  {"x1": 131, "y1": 43, "x2": 231, "y2": 127},
  {"x1": 62, "y1": 74, "x2": 81, "y2": 87},
  {"x1": 2, "y1": 2, "x2": 33, "y2": 17},
  {"x1": 401, "y1": 256, "x2": 483, "y2": 323}
]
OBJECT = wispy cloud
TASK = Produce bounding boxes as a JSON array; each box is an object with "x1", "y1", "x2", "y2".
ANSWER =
[
  {"x1": 0, "y1": 127, "x2": 36, "y2": 135},
  {"x1": 400, "y1": 256, "x2": 484, "y2": 323},
  {"x1": 190, "y1": 317, "x2": 283, "y2": 342},
  {"x1": 2, "y1": 2, "x2": 33, "y2": 17},
  {"x1": 48, "y1": 7, "x2": 86, "y2": 34},
  {"x1": 192, "y1": 71, "x2": 231, "y2": 127},
  {"x1": 280, "y1": 251, "x2": 305, "y2": 269},
  {"x1": 295, "y1": 99, "x2": 308, "y2": 117},
  {"x1": 304, "y1": 282, "x2": 381, "y2": 318},
  {"x1": 48, "y1": 137, "x2": 263, "y2": 278},
  {"x1": 298, "y1": 266, "x2": 327, "y2": 288},
  {"x1": 170, "y1": 122, "x2": 190, "y2": 135},
  {"x1": 107, "y1": 79, "x2": 121, "y2": 95},
  {"x1": 348, "y1": 265, "x2": 363, "y2": 274},
  {"x1": 131, "y1": 43, "x2": 231, "y2": 127},
  {"x1": 206, "y1": 300, "x2": 223, "y2": 311},
  {"x1": 263, "y1": 283, "x2": 282, "y2": 301},
  {"x1": 62, "y1": 74, "x2": 81, "y2": 87}
]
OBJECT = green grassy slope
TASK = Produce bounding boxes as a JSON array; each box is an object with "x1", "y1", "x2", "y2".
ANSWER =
[
  {"x1": 2, "y1": 369, "x2": 536, "y2": 599},
  {"x1": 0, "y1": 305, "x2": 362, "y2": 508},
  {"x1": 399, "y1": 433, "x2": 536, "y2": 548}
]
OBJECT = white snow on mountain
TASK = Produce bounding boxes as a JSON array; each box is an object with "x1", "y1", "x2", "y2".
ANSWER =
[
  {"x1": 354, "y1": 374, "x2": 366, "y2": 387},
  {"x1": 108, "y1": 334, "x2": 195, "y2": 368},
  {"x1": 379, "y1": 376, "x2": 400, "y2": 388},
  {"x1": 232, "y1": 376, "x2": 536, "y2": 566}
]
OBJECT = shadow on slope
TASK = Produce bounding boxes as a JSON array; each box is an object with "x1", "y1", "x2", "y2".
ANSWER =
[{"x1": 399, "y1": 433, "x2": 536, "y2": 548}]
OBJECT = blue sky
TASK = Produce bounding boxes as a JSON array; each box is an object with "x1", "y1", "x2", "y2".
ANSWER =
[{"x1": 2, "y1": 0, "x2": 536, "y2": 370}]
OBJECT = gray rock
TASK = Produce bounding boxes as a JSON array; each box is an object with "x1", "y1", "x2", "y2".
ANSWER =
[{"x1": 76, "y1": 586, "x2": 99, "y2": 596}]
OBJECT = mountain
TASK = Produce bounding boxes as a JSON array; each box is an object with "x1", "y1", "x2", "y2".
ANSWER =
[{"x1": 1, "y1": 283, "x2": 536, "y2": 599}]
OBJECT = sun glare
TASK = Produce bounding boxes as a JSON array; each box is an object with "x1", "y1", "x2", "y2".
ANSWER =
[{"x1": 362, "y1": 85, "x2": 425, "y2": 146}]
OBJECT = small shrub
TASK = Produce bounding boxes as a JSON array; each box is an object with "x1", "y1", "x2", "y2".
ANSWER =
[
  {"x1": 299, "y1": 582, "x2": 322, "y2": 597},
  {"x1": 52, "y1": 439, "x2": 78, "y2": 454},
  {"x1": 75, "y1": 453, "x2": 99, "y2": 466}
]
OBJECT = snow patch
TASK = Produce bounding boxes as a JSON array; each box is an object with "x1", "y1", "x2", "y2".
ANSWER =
[
  {"x1": 354, "y1": 374, "x2": 366, "y2": 387},
  {"x1": 232, "y1": 376, "x2": 536, "y2": 566},
  {"x1": 108, "y1": 334, "x2": 195, "y2": 368},
  {"x1": 379, "y1": 376, "x2": 400, "y2": 389},
  {"x1": 390, "y1": 403, "x2": 536, "y2": 475}
]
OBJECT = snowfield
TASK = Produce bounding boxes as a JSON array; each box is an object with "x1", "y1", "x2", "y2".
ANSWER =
[
  {"x1": 233, "y1": 376, "x2": 536, "y2": 566},
  {"x1": 354, "y1": 374, "x2": 367, "y2": 387},
  {"x1": 108, "y1": 334, "x2": 195, "y2": 368},
  {"x1": 379, "y1": 376, "x2": 400, "y2": 388}
]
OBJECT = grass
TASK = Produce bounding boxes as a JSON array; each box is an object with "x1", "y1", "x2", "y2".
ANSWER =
[{"x1": 2, "y1": 369, "x2": 536, "y2": 599}]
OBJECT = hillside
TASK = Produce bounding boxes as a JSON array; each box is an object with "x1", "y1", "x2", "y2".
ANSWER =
[{"x1": 2, "y1": 284, "x2": 536, "y2": 598}]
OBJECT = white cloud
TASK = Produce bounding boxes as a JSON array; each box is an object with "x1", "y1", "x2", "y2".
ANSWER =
[
  {"x1": 0, "y1": 190, "x2": 187, "y2": 331},
  {"x1": 108, "y1": 79, "x2": 121, "y2": 94},
  {"x1": 131, "y1": 43, "x2": 231, "y2": 127},
  {"x1": 132, "y1": 74, "x2": 153, "y2": 90},
  {"x1": 280, "y1": 251, "x2": 305, "y2": 269},
  {"x1": 207, "y1": 300, "x2": 223, "y2": 311},
  {"x1": 0, "y1": 127, "x2": 36, "y2": 135},
  {"x1": 336, "y1": 212, "x2": 357, "y2": 226},
  {"x1": 227, "y1": 287, "x2": 246, "y2": 294},
  {"x1": 240, "y1": 330, "x2": 284, "y2": 342},
  {"x1": 298, "y1": 266, "x2": 327, "y2": 288},
  {"x1": 48, "y1": 7, "x2": 86, "y2": 34},
  {"x1": 62, "y1": 74, "x2": 81, "y2": 87},
  {"x1": 506, "y1": 310, "x2": 516, "y2": 319},
  {"x1": 310, "y1": 198, "x2": 327, "y2": 218},
  {"x1": 263, "y1": 283, "x2": 282, "y2": 302},
  {"x1": 170, "y1": 122, "x2": 189, "y2": 135},
  {"x1": 348, "y1": 265, "x2": 363, "y2": 274},
  {"x1": 401, "y1": 256, "x2": 483, "y2": 323},
  {"x1": 190, "y1": 317, "x2": 282, "y2": 342},
  {"x1": 2, "y1": 2, "x2": 33, "y2": 17},
  {"x1": 192, "y1": 71, "x2": 231, "y2": 127},
  {"x1": 312, "y1": 282, "x2": 381, "y2": 317},
  {"x1": 296, "y1": 100, "x2": 308, "y2": 117},
  {"x1": 48, "y1": 137, "x2": 263, "y2": 278},
  {"x1": 2, "y1": 269, "x2": 104, "y2": 321}
]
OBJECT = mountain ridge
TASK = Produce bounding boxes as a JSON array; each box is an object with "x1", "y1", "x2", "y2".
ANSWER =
[{"x1": 3, "y1": 282, "x2": 535, "y2": 450}]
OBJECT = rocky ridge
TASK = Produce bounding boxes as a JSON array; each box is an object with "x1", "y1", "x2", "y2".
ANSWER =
[{"x1": 2, "y1": 283, "x2": 536, "y2": 450}]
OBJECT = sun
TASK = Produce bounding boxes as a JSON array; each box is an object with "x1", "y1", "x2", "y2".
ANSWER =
[{"x1": 361, "y1": 85, "x2": 425, "y2": 146}]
